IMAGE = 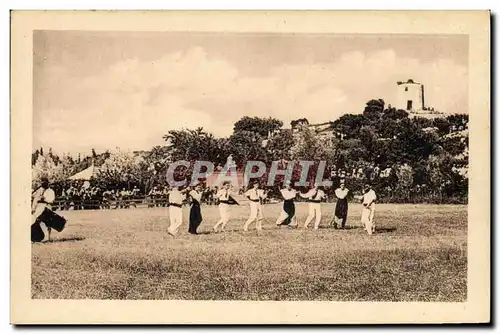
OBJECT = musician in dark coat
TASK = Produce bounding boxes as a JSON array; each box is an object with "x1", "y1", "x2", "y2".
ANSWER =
[
  {"x1": 188, "y1": 184, "x2": 203, "y2": 234},
  {"x1": 332, "y1": 180, "x2": 350, "y2": 229},
  {"x1": 31, "y1": 177, "x2": 56, "y2": 241}
]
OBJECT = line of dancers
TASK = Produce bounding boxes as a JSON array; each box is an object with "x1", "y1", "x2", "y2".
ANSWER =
[{"x1": 167, "y1": 180, "x2": 378, "y2": 237}]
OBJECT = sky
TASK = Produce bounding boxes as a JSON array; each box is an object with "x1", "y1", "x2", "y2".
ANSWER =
[{"x1": 33, "y1": 31, "x2": 468, "y2": 155}]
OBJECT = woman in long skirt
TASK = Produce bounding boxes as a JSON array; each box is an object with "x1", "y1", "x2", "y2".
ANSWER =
[
  {"x1": 275, "y1": 181, "x2": 298, "y2": 227},
  {"x1": 188, "y1": 184, "x2": 203, "y2": 234},
  {"x1": 282, "y1": 199, "x2": 295, "y2": 225},
  {"x1": 333, "y1": 181, "x2": 349, "y2": 229}
]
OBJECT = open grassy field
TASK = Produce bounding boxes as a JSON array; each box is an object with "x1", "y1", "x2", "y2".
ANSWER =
[{"x1": 32, "y1": 203, "x2": 467, "y2": 301}]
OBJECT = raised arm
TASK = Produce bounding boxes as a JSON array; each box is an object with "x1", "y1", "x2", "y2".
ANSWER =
[
  {"x1": 32, "y1": 188, "x2": 42, "y2": 202},
  {"x1": 319, "y1": 190, "x2": 327, "y2": 201},
  {"x1": 299, "y1": 189, "x2": 311, "y2": 199},
  {"x1": 353, "y1": 194, "x2": 364, "y2": 201},
  {"x1": 260, "y1": 189, "x2": 268, "y2": 200},
  {"x1": 190, "y1": 190, "x2": 201, "y2": 202}
]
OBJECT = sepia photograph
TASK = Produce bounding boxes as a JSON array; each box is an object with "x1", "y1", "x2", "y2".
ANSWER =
[{"x1": 10, "y1": 10, "x2": 490, "y2": 324}]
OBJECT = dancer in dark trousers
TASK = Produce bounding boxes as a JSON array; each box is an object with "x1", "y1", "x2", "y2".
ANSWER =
[
  {"x1": 188, "y1": 184, "x2": 203, "y2": 234},
  {"x1": 275, "y1": 181, "x2": 298, "y2": 227}
]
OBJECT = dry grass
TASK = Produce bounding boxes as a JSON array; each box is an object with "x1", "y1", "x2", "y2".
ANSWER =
[{"x1": 32, "y1": 203, "x2": 467, "y2": 301}]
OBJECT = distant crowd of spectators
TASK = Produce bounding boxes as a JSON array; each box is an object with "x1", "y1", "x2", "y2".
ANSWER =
[
  {"x1": 52, "y1": 181, "x2": 257, "y2": 211},
  {"x1": 55, "y1": 182, "x2": 144, "y2": 210}
]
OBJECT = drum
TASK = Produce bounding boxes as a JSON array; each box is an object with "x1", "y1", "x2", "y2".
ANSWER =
[
  {"x1": 31, "y1": 222, "x2": 45, "y2": 242},
  {"x1": 37, "y1": 208, "x2": 67, "y2": 232}
]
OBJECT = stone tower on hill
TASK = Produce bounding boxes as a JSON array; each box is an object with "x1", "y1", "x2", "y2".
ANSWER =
[{"x1": 396, "y1": 79, "x2": 444, "y2": 119}]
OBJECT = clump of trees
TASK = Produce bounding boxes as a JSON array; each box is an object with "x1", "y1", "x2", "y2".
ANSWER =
[
  {"x1": 327, "y1": 99, "x2": 468, "y2": 203},
  {"x1": 32, "y1": 100, "x2": 468, "y2": 203}
]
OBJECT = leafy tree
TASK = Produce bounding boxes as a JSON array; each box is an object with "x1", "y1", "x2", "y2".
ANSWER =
[
  {"x1": 265, "y1": 129, "x2": 295, "y2": 161},
  {"x1": 376, "y1": 118, "x2": 402, "y2": 140},
  {"x1": 94, "y1": 150, "x2": 111, "y2": 167},
  {"x1": 73, "y1": 155, "x2": 94, "y2": 173},
  {"x1": 163, "y1": 127, "x2": 223, "y2": 164},
  {"x1": 363, "y1": 98, "x2": 385, "y2": 120},
  {"x1": 290, "y1": 128, "x2": 338, "y2": 164},
  {"x1": 426, "y1": 154, "x2": 453, "y2": 200},
  {"x1": 359, "y1": 125, "x2": 378, "y2": 161},
  {"x1": 336, "y1": 138, "x2": 368, "y2": 168},
  {"x1": 383, "y1": 108, "x2": 408, "y2": 121},
  {"x1": 146, "y1": 146, "x2": 171, "y2": 166},
  {"x1": 228, "y1": 130, "x2": 267, "y2": 167},
  {"x1": 331, "y1": 114, "x2": 366, "y2": 140},
  {"x1": 233, "y1": 116, "x2": 283, "y2": 137},
  {"x1": 412, "y1": 117, "x2": 433, "y2": 130},
  {"x1": 432, "y1": 117, "x2": 451, "y2": 136},
  {"x1": 393, "y1": 118, "x2": 439, "y2": 163},
  {"x1": 395, "y1": 163, "x2": 414, "y2": 201},
  {"x1": 290, "y1": 118, "x2": 309, "y2": 128},
  {"x1": 97, "y1": 150, "x2": 145, "y2": 187},
  {"x1": 440, "y1": 136, "x2": 467, "y2": 157},
  {"x1": 32, "y1": 149, "x2": 40, "y2": 166},
  {"x1": 447, "y1": 114, "x2": 469, "y2": 131},
  {"x1": 32, "y1": 154, "x2": 66, "y2": 189},
  {"x1": 60, "y1": 154, "x2": 77, "y2": 178}
]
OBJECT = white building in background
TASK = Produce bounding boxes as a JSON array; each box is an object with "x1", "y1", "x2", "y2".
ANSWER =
[
  {"x1": 396, "y1": 79, "x2": 425, "y2": 112},
  {"x1": 395, "y1": 79, "x2": 444, "y2": 119}
]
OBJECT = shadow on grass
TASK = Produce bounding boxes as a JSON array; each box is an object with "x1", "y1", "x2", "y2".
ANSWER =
[
  {"x1": 191, "y1": 231, "x2": 213, "y2": 235},
  {"x1": 375, "y1": 227, "x2": 397, "y2": 234},
  {"x1": 339, "y1": 225, "x2": 364, "y2": 230},
  {"x1": 198, "y1": 229, "x2": 245, "y2": 235},
  {"x1": 44, "y1": 236, "x2": 86, "y2": 243},
  {"x1": 317, "y1": 225, "x2": 364, "y2": 230}
]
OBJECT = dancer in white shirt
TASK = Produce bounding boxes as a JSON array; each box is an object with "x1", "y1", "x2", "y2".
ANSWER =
[
  {"x1": 167, "y1": 186, "x2": 186, "y2": 236},
  {"x1": 243, "y1": 182, "x2": 268, "y2": 232},
  {"x1": 299, "y1": 184, "x2": 326, "y2": 230},
  {"x1": 355, "y1": 184, "x2": 377, "y2": 235},
  {"x1": 213, "y1": 181, "x2": 232, "y2": 232},
  {"x1": 31, "y1": 177, "x2": 56, "y2": 241},
  {"x1": 275, "y1": 181, "x2": 298, "y2": 227}
]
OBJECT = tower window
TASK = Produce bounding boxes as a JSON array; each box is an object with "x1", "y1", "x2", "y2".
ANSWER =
[{"x1": 405, "y1": 87, "x2": 408, "y2": 92}]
